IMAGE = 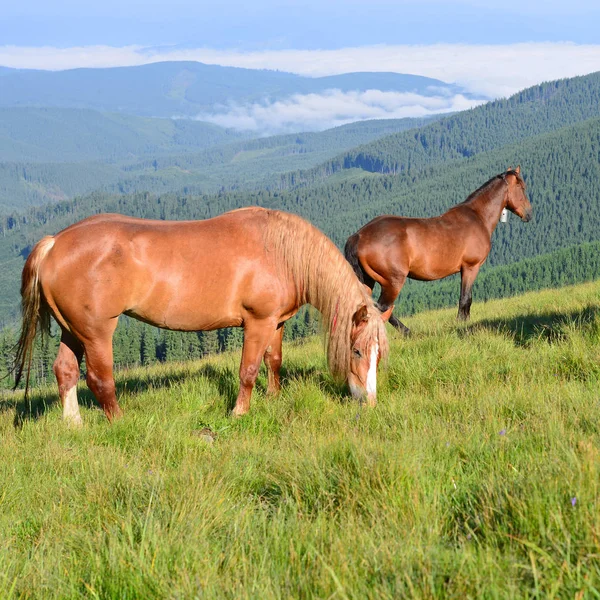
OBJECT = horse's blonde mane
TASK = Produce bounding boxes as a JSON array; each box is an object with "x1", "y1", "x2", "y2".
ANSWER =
[{"x1": 262, "y1": 209, "x2": 389, "y2": 380}]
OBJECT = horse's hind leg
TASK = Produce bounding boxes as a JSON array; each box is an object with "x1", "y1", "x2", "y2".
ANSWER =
[
  {"x1": 377, "y1": 276, "x2": 410, "y2": 335},
  {"x1": 263, "y1": 325, "x2": 284, "y2": 395},
  {"x1": 53, "y1": 330, "x2": 84, "y2": 425},
  {"x1": 233, "y1": 318, "x2": 278, "y2": 417},
  {"x1": 81, "y1": 318, "x2": 123, "y2": 422}
]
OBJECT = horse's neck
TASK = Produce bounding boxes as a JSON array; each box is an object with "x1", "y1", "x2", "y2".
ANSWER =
[
  {"x1": 465, "y1": 181, "x2": 507, "y2": 236},
  {"x1": 303, "y1": 254, "x2": 365, "y2": 319}
]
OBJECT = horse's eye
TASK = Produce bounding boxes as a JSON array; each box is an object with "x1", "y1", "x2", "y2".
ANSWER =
[{"x1": 353, "y1": 348, "x2": 362, "y2": 358}]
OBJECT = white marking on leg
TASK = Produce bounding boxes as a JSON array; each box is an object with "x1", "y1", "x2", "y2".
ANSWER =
[
  {"x1": 63, "y1": 386, "x2": 82, "y2": 426},
  {"x1": 366, "y1": 342, "x2": 378, "y2": 397}
]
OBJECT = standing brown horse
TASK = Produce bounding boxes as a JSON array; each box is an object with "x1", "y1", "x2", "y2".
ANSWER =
[
  {"x1": 15, "y1": 207, "x2": 388, "y2": 424},
  {"x1": 344, "y1": 167, "x2": 532, "y2": 333}
]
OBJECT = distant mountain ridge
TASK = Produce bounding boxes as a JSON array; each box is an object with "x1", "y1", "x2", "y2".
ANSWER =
[{"x1": 0, "y1": 62, "x2": 469, "y2": 117}]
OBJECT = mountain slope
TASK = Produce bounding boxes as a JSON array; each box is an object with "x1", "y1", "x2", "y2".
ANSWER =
[{"x1": 2, "y1": 280, "x2": 600, "y2": 598}]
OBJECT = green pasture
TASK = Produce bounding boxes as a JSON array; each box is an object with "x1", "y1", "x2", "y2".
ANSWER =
[{"x1": 1, "y1": 281, "x2": 600, "y2": 598}]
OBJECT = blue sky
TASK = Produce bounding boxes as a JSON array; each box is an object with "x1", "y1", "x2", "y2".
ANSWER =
[{"x1": 2, "y1": 0, "x2": 600, "y2": 48}]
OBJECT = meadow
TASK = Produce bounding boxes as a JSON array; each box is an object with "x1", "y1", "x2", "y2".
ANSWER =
[{"x1": 1, "y1": 281, "x2": 600, "y2": 598}]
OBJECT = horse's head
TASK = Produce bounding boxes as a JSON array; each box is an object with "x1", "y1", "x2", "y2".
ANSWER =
[
  {"x1": 347, "y1": 304, "x2": 389, "y2": 406},
  {"x1": 504, "y1": 166, "x2": 532, "y2": 222}
]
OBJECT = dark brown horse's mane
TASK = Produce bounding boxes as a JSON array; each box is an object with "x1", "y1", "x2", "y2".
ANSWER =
[{"x1": 462, "y1": 169, "x2": 525, "y2": 205}]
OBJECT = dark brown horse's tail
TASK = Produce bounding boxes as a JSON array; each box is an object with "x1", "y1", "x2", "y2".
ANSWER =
[
  {"x1": 344, "y1": 233, "x2": 373, "y2": 290},
  {"x1": 13, "y1": 236, "x2": 55, "y2": 395}
]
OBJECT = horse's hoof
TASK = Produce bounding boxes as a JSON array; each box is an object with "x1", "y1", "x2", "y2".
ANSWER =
[
  {"x1": 105, "y1": 408, "x2": 124, "y2": 423},
  {"x1": 64, "y1": 414, "x2": 83, "y2": 428}
]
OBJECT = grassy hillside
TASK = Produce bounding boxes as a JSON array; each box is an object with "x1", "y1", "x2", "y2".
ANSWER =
[{"x1": 1, "y1": 281, "x2": 599, "y2": 597}]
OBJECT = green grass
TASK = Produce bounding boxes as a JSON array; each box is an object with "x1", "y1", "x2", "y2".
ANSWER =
[{"x1": 1, "y1": 281, "x2": 600, "y2": 598}]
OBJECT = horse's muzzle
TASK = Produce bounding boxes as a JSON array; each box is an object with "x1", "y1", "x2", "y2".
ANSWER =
[
  {"x1": 349, "y1": 381, "x2": 377, "y2": 407},
  {"x1": 522, "y1": 209, "x2": 533, "y2": 222}
]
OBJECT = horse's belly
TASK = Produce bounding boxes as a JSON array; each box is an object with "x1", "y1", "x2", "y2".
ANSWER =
[
  {"x1": 128, "y1": 259, "x2": 287, "y2": 332},
  {"x1": 129, "y1": 277, "x2": 244, "y2": 331},
  {"x1": 408, "y1": 256, "x2": 462, "y2": 281}
]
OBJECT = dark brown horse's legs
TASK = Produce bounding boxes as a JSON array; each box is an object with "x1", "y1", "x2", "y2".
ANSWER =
[
  {"x1": 233, "y1": 319, "x2": 278, "y2": 417},
  {"x1": 53, "y1": 331, "x2": 84, "y2": 425},
  {"x1": 458, "y1": 265, "x2": 481, "y2": 321},
  {"x1": 263, "y1": 325, "x2": 284, "y2": 395},
  {"x1": 388, "y1": 313, "x2": 411, "y2": 336}
]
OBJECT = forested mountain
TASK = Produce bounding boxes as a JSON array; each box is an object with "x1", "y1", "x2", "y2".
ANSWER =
[
  {"x1": 0, "y1": 62, "x2": 464, "y2": 117},
  {"x1": 280, "y1": 71, "x2": 600, "y2": 188},
  {"x1": 0, "y1": 115, "x2": 435, "y2": 210}
]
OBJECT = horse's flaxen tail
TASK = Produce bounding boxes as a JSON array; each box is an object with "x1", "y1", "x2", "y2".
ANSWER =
[
  {"x1": 344, "y1": 233, "x2": 373, "y2": 290},
  {"x1": 13, "y1": 236, "x2": 55, "y2": 397}
]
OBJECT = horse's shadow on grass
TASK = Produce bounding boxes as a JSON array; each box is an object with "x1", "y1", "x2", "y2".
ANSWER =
[
  {"x1": 5, "y1": 359, "x2": 329, "y2": 426},
  {"x1": 466, "y1": 304, "x2": 599, "y2": 346}
]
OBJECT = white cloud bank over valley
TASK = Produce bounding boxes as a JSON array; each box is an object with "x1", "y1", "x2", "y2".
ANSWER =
[{"x1": 195, "y1": 89, "x2": 484, "y2": 134}]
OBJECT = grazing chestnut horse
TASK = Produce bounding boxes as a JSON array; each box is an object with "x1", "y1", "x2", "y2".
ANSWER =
[
  {"x1": 15, "y1": 207, "x2": 388, "y2": 424},
  {"x1": 344, "y1": 167, "x2": 532, "y2": 333}
]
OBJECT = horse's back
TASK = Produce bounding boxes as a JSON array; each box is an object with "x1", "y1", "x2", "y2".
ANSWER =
[{"x1": 56, "y1": 207, "x2": 269, "y2": 233}]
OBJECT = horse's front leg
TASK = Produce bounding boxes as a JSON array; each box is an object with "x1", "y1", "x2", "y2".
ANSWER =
[
  {"x1": 458, "y1": 264, "x2": 481, "y2": 321},
  {"x1": 233, "y1": 318, "x2": 278, "y2": 417},
  {"x1": 263, "y1": 324, "x2": 284, "y2": 396}
]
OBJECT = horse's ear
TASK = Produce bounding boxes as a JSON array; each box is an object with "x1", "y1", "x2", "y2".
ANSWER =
[
  {"x1": 506, "y1": 166, "x2": 513, "y2": 172},
  {"x1": 352, "y1": 304, "x2": 369, "y2": 326},
  {"x1": 515, "y1": 165, "x2": 521, "y2": 174}
]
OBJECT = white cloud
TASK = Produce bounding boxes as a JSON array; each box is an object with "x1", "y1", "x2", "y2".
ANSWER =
[
  {"x1": 2, "y1": 42, "x2": 600, "y2": 99},
  {"x1": 195, "y1": 89, "x2": 485, "y2": 134},
  {"x1": 0, "y1": 45, "x2": 146, "y2": 71}
]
